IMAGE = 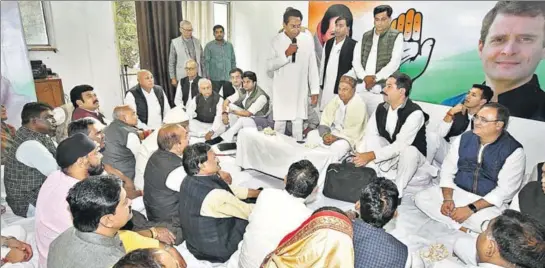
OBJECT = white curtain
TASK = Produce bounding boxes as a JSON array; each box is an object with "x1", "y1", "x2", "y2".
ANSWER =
[{"x1": 182, "y1": 1, "x2": 214, "y2": 44}]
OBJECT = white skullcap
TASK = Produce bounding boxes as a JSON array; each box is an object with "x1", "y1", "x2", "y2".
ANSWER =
[{"x1": 163, "y1": 106, "x2": 189, "y2": 124}]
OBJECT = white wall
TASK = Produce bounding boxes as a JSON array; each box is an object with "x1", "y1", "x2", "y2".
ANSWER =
[
  {"x1": 28, "y1": 1, "x2": 122, "y2": 117},
  {"x1": 230, "y1": 1, "x2": 308, "y2": 93}
]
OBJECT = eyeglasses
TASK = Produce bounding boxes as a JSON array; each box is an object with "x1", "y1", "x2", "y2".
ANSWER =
[
  {"x1": 181, "y1": 28, "x2": 193, "y2": 32},
  {"x1": 480, "y1": 219, "x2": 491, "y2": 232},
  {"x1": 185, "y1": 67, "x2": 196, "y2": 70},
  {"x1": 473, "y1": 115, "x2": 500, "y2": 124}
]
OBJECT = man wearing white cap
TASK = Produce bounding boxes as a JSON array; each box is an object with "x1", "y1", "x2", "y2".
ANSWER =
[
  {"x1": 306, "y1": 75, "x2": 368, "y2": 160},
  {"x1": 134, "y1": 106, "x2": 189, "y2": 190}
]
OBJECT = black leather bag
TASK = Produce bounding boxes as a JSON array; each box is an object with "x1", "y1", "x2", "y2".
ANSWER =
[{"x1": 322, "y1": 158, "x2": 377, "y2": 203}]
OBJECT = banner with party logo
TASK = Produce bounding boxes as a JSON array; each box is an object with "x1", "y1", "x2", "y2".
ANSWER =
[
  {"x1": 1, "y1": 1, "x2": 37, "y2": 127},
  {"x1": 308, "y1": 1, "x2": 545, "y2": 105}
]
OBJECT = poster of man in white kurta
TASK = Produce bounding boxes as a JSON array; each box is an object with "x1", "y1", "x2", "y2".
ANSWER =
[{"x1": 267, "y1": 8, "x2": 320, "y2": 141}]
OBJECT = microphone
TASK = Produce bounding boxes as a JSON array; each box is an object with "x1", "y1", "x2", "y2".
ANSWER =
[{"x1": 291, "y1": 38, "x2": 297, "y2": 63}]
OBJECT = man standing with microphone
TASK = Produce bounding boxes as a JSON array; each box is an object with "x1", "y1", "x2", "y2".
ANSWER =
[{"x1": 267, "y1": 8, "x2": 320, "y2": 142}]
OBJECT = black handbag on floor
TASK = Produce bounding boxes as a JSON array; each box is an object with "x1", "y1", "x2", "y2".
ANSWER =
[{"x1": 323, "y1": 158, "x2": 377, "y2": 203}]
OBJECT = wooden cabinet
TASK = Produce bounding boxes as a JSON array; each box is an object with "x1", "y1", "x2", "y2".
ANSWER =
[{"x1": 34, "y1": 78, "x2": 65, "y2": 108}]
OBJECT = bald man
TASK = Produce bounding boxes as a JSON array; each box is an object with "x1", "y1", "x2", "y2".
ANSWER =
[
  {"x1": 102, "y1": 105, "x2": 142, "y2": 185},
  {"x1": 174, "y1": 59, "x2": 202, "y2": 108},
  {"x1": 169, "y1": 20, "x2": 205, "y2": 86},
  {"x1": 143, "y1": 123, "x2": 189, "y2": 245},
  {"x1": 125, "y1": 70, "x2": 171, "y2": 130},
  {"x1": 186, "y1": 78, "x2": 226, "y2": 140}
]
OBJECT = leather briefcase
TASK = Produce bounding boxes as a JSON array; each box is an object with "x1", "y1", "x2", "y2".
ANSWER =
[{"x1": 323, "y1": 159, "x2": 377, "y2": 203}]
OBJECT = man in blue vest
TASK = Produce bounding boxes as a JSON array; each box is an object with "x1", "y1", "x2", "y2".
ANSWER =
[
  {"x1": 415, "y1": 103, "x2": 526, "y2": 234},
  {"x1": 432, "y1": 84, "x2": 494, "y2": 164}
]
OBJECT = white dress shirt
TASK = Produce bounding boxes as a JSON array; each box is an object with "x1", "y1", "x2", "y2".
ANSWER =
[
  {"x1": 16, "y1": 140, "x2": 58, "y2": 176},
  {"x1": 165, "y1": 166, "x2": 187, "y2": 192},
  {"x1": 363, "y1": 104, "x2": 425, "y2": 162},
  {"x1": 237, "y1": 189, "x2": 312, "y2": 268},
  {"x1": 227, "y1": 89, "x2": 268, "y2": 115},
  {"x1": 319, "y1": 37, "x2": 345, "y2": 110},
  {"x1": 134, "y1": 130, "x2": 159, "y2": 190},
  {"x1": 439, "y1": 135, "x2": 526, "y2": 208},
  {"x1": 351, "y1": 32, "x2": 403, "y2": 94},
  {"x1": 126, "y1": 132, "x2": 141, "y2": 159},
  {"x1": 124, "y1": 87, "x2": 169, "y2": 129},
  {"x1": 186, "y1": 95, "x2": 225, "y2": 134},
  {"x1": 174, "y1": 79, "x2": 195, "y2": 108},
  {"x1": 437, "y1": 112, "x2": 474, "y2": 140}
]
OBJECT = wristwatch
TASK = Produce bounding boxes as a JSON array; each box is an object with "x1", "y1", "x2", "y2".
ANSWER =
[{"x1": 467, "y1": 203, "x2": 478, "y2": 213}]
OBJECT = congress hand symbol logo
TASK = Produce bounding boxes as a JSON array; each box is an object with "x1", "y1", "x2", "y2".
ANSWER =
[{"x1": 391, "y1": 8, "x2": 436, "y2": 81}]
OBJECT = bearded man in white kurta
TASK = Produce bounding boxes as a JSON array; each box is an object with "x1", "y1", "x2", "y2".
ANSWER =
[
  {"x1": 307, "y1": 76, "x2": 368, "y2": 160},
  {"x1": 267, "y1": 8, "x2": 320, "y2": 142}
]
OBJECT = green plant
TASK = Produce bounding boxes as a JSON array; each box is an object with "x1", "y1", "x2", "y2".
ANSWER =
[{"x1": 113, "y1": 1, "x2": 139, "y2": 68}]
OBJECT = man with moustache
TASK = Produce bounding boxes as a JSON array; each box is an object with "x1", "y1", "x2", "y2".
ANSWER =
[
  {"x1": 319, "y1": 16, "x2": 357, "y2": 111},
  {"x1": 204, "y1": 24, "x2": 236, "y2": 96},
  {"x1": 415, "y1": 103, "x2": 525, "y2": 234},
  {"x1": 433, "y1": 84, "x2": 494, "y2": 164},
  {"x1": 349, "y1": 5, "x2": 403, "y2": 94},
  {"x1": 35, "y1": 133, "x2": 104, "y2": 267},
  {"x1": 70, "y1": 85, "x2": 107, "y2": 124},
  {"x1": 4, "y1": 102, "x2": 58, "y2": 217},
  {"x1": 442, "y1": 1, "x2": 545, "y2": 121},
  {"x1": 353, "y1": 73, "x2": 430, "y2": 198}
]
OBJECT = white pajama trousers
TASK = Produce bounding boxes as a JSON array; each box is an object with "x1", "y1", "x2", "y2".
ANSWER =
[
  {"x1": 306, "y1": 130, "x2": 351, "y2": 160},
  {"x1": 358, "y1": 136, "x2": 427, "y2": 197},
  {"x1": 414, "y1": 185, "x2": 503, "y2": 233},
  {"x1": 188, "y1": 119, "x2": 225, "y2": 138}
]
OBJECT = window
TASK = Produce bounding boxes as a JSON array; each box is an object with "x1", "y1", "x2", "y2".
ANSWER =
[
  {"x1": 19, "y1": 1, "x2": 54, "y2": 49},
  {"x1": 213, "y1": 2, "x2": 230, "y2": 39}
]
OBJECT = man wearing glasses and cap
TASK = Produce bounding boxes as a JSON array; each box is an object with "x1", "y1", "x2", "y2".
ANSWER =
[{"x1": 415, "y1": 103, "x2": 526, "y2": 235}]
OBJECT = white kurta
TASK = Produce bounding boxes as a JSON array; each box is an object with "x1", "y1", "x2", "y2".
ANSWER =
[
  {"x1": 267, "y1": 30, "x2": 320, "y2": 121},
  {"x1": 319, "y1": 38, "x2": 345, "y2": 110}
]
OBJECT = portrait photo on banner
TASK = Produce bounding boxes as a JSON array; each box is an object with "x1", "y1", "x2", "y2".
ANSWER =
[{"x1": 309, "y1": 1, "x2": 545, "y2": 122}]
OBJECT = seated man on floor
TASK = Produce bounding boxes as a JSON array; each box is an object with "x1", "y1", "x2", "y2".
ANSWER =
[
  {"x1": 206, "y1": 71, "x2": 270, "y2": 145},
  {"x1": 178, "y1": 143, "x2": 261, "y2": 263},
  {"x1": 235, "y1": 159, "x2": 319, "y2": 268},
  {"x1": 70, "y1": 84, "x2": 108, "y2": 124},
  {"x1": 306, "y1": 75, "x2": 368, "y2": 160},
  {"x1": 186, "y1": 78, "x2": 226, "y2": 140},
  {"x1": 48, "y1": 175, "x2": 185, "y2": 268},
  {"x1": 415, "y1": 103, "x2": 525, "y2": 234},
  {"x1": 353, "y1": 176, "x2": 408, "y2": 268},
  {"x1": 102, "y1": 105, "x2": 142, "y2": 198},
  {"x1": 143, "y1": 123, "x2": 189, "y2": 245},
  {"x1": 68, "y1": 118, "x2": 143, "y2": 199},
  {"x1": 125, "y1": 69, "x2": 171, "y2": 130},
  {"x1": 217, "y1": 68, "x2": 244, "y2": 99},
  {"x1": 353, "y1": 73, "x2": 431, "y2": 197},
  {"x1": 454, "y1": 163, "x2": 545, "y2": 267},
  {"x1": 4, "y1": 102, "x2": 58, "y2": 217},
  {"x1": 174, "y1": 59, "x2": 202, "y2": 108},
  {"x1": 449, "y1": 210, "x2": 545, "y2": 268},
  {"x1": 135, "y1": 106, "x2": 189, "y2": 190},
  {"x1": 433, "y1": 84, "x2": 493, "y2": 164},
  {"x1": 35, "y1": 133, "x2": 103, "y2": 267}
]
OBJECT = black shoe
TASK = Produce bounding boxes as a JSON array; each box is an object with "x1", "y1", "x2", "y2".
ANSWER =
[{"x1": 206, "y1": 136, "x2": 224, "y2": 145}]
